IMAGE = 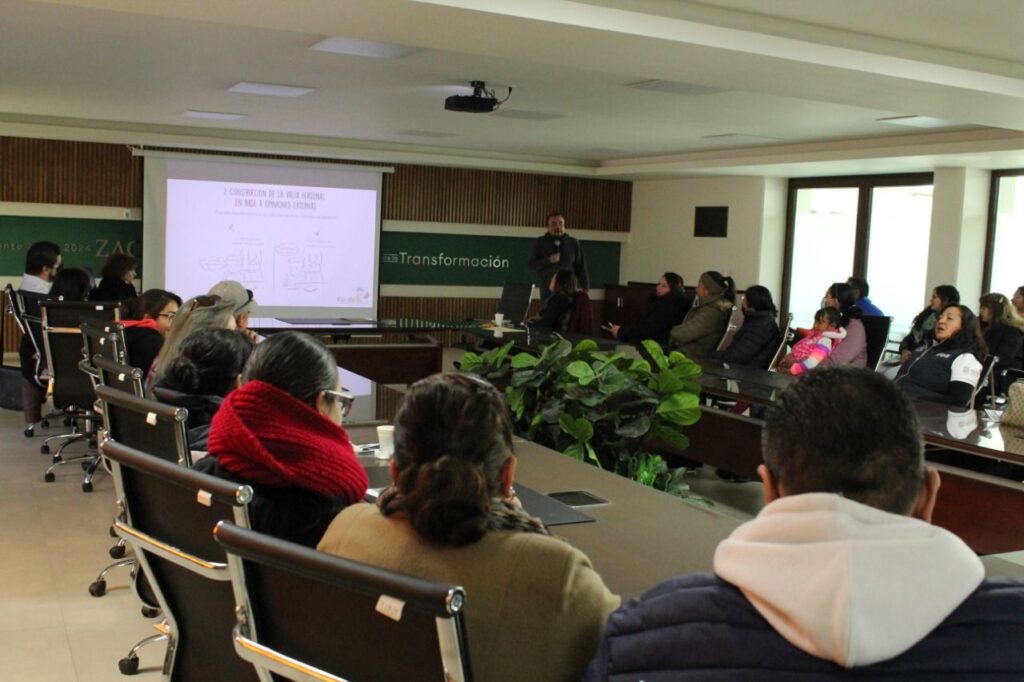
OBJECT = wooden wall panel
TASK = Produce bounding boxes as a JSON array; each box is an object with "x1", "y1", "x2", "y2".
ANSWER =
[{"x1": 1, "y1": 137, "x2": 142, "y2": 206}]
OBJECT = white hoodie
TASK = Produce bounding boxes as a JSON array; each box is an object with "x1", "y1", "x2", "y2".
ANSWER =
[{"x1": 714, "y1": 493, "x2": 984, "y2": 668}]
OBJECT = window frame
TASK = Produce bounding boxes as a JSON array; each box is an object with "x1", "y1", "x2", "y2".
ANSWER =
[
  {"x1": 780, "y1": 172, "x2": 934, "y2": 322},
  {"x1": 983, "y1": 168, "x2": 1024, "y2": 294}
]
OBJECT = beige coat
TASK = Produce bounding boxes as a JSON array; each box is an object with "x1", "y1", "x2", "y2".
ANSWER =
[
  {"x1": 318, "y1": 503, "x2": 620, "y2": 682},
  {"x1": 670, "y1": 296, "x2": 733, "y2": 360}
]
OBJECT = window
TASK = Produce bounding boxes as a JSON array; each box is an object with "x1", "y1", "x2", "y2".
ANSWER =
[
  {"x1": 782, "y1": 174, "x2": 934, "y2": 335},
  {"x1": 985, "y1": 170, "x2": 1024, "y2": 298}
]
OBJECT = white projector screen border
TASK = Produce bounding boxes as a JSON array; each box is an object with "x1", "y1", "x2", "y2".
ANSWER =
[{"x1": 141, "y1": 150, "x2": 390, "y2": 319}]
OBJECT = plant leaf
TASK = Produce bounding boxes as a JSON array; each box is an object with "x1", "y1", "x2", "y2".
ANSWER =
[
  {"x1": 459, "y1": 352, "x2": 483, "y2": 372},
  {"x1": 656, "y1": 391, "x2": 702, "y2": 426},
  {"x1": 510, "y1": 352, "x2": 540, "y2": 368},
  {"x1": 615, "y1": 414, "x2": 651, "y2": 438},
  {"x1": 566, "y1": 360, "x2": 597, "y2": 386},
  {"x1": 641, "y1": 339, "x2": 668, "y2": 370}
]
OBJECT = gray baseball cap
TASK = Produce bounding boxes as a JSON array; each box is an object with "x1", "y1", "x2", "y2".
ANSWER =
[{"x1": 208, "y1": 280, "x2": 257, "y2": 315}]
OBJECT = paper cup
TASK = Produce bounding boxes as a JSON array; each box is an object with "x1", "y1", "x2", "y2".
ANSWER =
[
  {"x1": 494, "y1": 313, "x2": 504, "y2": 327},
  {"x1": 376, "y1": 425, "x2": 395, "y2": 460}
]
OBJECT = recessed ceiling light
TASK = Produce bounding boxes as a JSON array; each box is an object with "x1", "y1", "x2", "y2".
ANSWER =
[
  {"x1": 876, "y1": 115, "x2": 961, "y2": 129},
  {"x1": 310, "y1": 36, "x2": 421, "y2": 59},
  {"x1": 625, "y1": 79, "x2": 723, "y2": 96},
  {"x1": 228, "y1": 82, "x2": 314, "y2": 98},
  {"x1": 182, "y1": 110, "x2": 247, "y2": 121}
]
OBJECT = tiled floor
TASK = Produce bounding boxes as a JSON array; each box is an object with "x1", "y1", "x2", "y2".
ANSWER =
[{"x1": 0, "y1": 408, "x2": 161, "y2": 681}]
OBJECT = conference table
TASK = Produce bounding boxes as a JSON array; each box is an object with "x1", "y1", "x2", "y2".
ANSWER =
[{"x1": 690, "y1": 360, "x2": 1024, "y2": 555}]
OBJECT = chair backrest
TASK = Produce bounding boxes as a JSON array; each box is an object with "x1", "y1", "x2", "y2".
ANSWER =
[
  {"x1": 95, "y1": 384, "x2": 192, "y2": 466},
  {"x1": 81, "y1": 321, "x2": 127, "y2": 366},
  {"x1": 565, "y1": 290, "x2": 594, "y2": 334},
  {"x1": 715, "y1": 305, "x2": 741, "y2": 352},
  {"x1": 768, "y1": 314, "x2": 794, "y2": 371},
  {"x1": 861, "y1": 315, "x2": 893, "y2": 371},
  {"x1": 8, "y1": 284, "x2": 47, "y2": 379},
  {"x1": 101, "y1": 440, "x2": 257, "y2": 682},
  {"x1": 40, "y1": 303, "x2": 96, "y2": 411},
  {"x1": 214, "y1": 521, "x2": 472, "y2": 682},
  {"x1": 972, "y1": 354, "x2": 999, "y2": 409},
  {"x1": 41, "y1": 300, "x2": 119, "y2": 328},
  {"x1": 92, "y1": 355, "x2": 145, "y2": 397},
  {"x1": 497, "y1": 282, "x2": 535, "y2": 327}
]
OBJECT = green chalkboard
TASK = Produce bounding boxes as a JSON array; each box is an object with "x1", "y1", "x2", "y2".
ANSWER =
[
  {"x1": 0, "y1": 215, "x2": 142, "y2": 276},
  {"x1": 380, "y1": 231, "x2": 620, "y2": 287}
]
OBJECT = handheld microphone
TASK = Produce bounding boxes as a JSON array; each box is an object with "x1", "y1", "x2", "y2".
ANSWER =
[{"x1": 553, "y1": 239, "x2": 560, "y2": 250}]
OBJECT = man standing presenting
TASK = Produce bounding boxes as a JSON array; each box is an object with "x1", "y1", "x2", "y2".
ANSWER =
[{"x1": 528, "y1": 212, "x2": 589, "y2": 301}]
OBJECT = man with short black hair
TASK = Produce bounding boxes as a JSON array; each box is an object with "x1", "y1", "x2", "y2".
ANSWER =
[
  {"x1": 528, "y1": 212, "x2": 589, "y2": 301},
  {"x1": 847, "y1": 275, "x2": 883, "y2": 316},
  {"x1": 586, "y1": 366, "x2": 1024, "y2": 680},
  {"x1": 19, "y1": 241, "x2": 62, "y2": 294}
]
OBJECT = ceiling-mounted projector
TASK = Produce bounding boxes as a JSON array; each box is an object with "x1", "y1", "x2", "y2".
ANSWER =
[{"x1": 445, "y1": 80, "x2": 510, "y2": 113}]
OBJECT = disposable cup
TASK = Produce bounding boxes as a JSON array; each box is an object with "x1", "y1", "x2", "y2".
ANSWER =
[{"x1": 376, "y1": 425, "x2": 395, "y2": 460}]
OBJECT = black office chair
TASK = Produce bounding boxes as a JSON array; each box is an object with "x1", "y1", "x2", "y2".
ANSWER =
[
  {"x1": 497, "y1": 282, "x2": 535, "y2": 327},
  {"x1": 5, "y1": 283, "x2": 50, "y2": 436},
  {"x1": 862, "y1": 315, "x2": 893, "y2": 371},
  {"x1": 95, "y1": 384, "x2": 191, "y2": 467},
  {"x1": 972, "y1": 354, "x2": 999, "y2": 410},
  {"x1": 81, "y1": 320, "x2": 128, "y2": 367},
  {"x1": 715, "y1": 305, "x2": 742, "y2": 352},
  {"x1": 214, "y1": 521, "x2": 473, "y2": 682},
  {"x1": 92, "y1": 355, "x2": 145, "y2": 397},
  {"x1": 39, "y1": 304, "x2": 106, "y2": 490},
  {"x1": 102, "y1": 439, "x2": 258, "y2": 680}
]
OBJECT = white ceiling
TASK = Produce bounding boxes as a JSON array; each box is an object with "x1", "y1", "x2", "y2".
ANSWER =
[{"x1": 3, "y1": 0, "x2": 1024, "y2": 178}]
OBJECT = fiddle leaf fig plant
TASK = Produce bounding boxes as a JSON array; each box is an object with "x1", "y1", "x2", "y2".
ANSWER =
[{"x1": 459, "y1": 337, "x2": 709, "y2": 505}]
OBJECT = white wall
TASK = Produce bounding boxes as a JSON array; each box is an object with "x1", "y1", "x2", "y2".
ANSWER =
[
  {"x1": 623, "y1": 175, "x2": 782, "y2": 294},
  {"x1": 925, "y1": 167, "x2": 991, "y2": 307}
]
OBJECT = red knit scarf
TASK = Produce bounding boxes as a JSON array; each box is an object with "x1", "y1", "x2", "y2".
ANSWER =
[
  {"x1": 122, "y1": 318, "x2": 159, "y2": 331},
  {"x1": 207, "y1": 380, "x2": 368, "y2": 502}
]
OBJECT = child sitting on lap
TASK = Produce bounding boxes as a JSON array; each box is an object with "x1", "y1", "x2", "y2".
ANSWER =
[{"x1": 787, "y1": 308, "x2": 846, "y2": 375}]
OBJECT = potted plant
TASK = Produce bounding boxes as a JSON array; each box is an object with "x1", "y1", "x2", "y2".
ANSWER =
[{"x1": 460, "y1": 337, "x2": 708, "y2": 504}]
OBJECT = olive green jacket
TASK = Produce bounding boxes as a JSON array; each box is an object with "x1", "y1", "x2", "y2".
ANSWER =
[
  {"x1": 669, "y1": 296, "x2": 734, "y2": 360},
  {"x1": 318, "y1": 503, "x2": 619, "y2": 682}
]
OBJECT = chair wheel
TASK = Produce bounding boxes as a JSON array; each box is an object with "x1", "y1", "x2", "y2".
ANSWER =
[
  {"x1": 82, "y1": 481, "x2": 93, "y2": 493},
  {"x1": 41, "y1": 419, "x2": 49, "y2": 427},
  {"x1": 109, "y1": 525, "x2": 118, "y2": 538},
  {"x1": 64, "y1": 417, "x2": 72, "y2": 426},
  {"x1": 118, "y1": 654, "x2": 140, "y2": 675},
  {"x1": 141, "y1": 605, "x2": 160, "y2": 618},
  {"x1": 44, "y1": 472, "x2": 55, "y2": 483},
  {"x1": 81, "y1": 461, "x2": 91, "y2": 471},
  {"x1": 40, "y1": 444, "x2": 50, "y2": 454},
  {"x1": 24, "y1": 427, "x2": 34, "y2": 437},
  {"x1": 51, "y1": 455, "x2": 60, "y2": 463},
  {"x1": 88, "y1": 580, "x2": 106, "y2": 597},
  {"x1": 109, "y1": 544, "x2": 126, "y2": 559}
]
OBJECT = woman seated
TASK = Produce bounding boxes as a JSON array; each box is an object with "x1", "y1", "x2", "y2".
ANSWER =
[
  {"x1": 669, "y1": 270, "x2": 735, "y2": 361},
  {"x1": 528, "y1": 269, "x2": 577, "y2": 331},
  {"x1": 152, "y1": 329, "x2": 255, "y2": 450},
  {"x1": 710, "y1": 284, "x2": 781, "y2": 368},
  {"x1": 608, "y1": 272, "x2": 688, "y2": 346},
  {"x1": 90, "y1": 253, "x2": 138, "y2": 302},
  {"x1": 319, "y1": 373, "x2": 619, "y2": 682},
  {"x1": 899, "y1": 285, "x2": 960, "y2": 361},
  {"x1": 979, "y1": 292, "x2": 1024, "y2": 394},
  {"x1": 896, "y1": 305, "x2": 987, "y2": 407},
  {"x1": 819, "y1": 281, "x2": 867, "y2": 368},
  {"x1": 148, "y1": 294, "x2": 236, "y2": 387},
  {"x1": 196, "y1": 331, "x2": 367, "y2": 547},
  {"x1": 120, "y1": 289, "x2": 181, "y2": 375},
  {"x1": 1014, "y1": 286, "x2": 1024, "y2": 318},
  {"x1": 49, "y1": 267, "x2": 93, "y2": 301}
]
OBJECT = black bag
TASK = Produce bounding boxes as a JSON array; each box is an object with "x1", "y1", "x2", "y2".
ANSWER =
[{"x1": 0, "y1": 365, "x2": 24, "y2": 411}]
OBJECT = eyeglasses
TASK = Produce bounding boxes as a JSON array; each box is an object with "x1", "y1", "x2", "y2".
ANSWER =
[
  {"x1": 157, "y1": 311, "x2": 177, "y2": 320},
  {"x1": 323, "y1": 389, "x2": 355, "y2": 417}
]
